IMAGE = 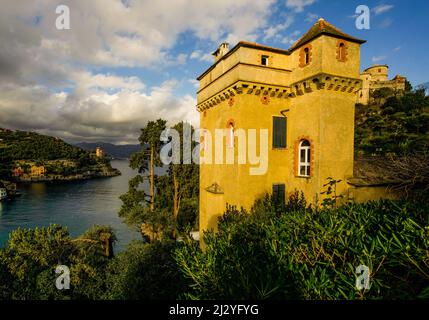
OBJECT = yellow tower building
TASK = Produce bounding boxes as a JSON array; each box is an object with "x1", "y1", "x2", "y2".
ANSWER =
[{"x1": 197, "y1": 19, "x2": 366, "y2": 233}]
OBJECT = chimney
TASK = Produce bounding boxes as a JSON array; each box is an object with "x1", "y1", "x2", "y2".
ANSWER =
[{"x1": 212, "y1": 42, "x2": 229, "y2": 63}]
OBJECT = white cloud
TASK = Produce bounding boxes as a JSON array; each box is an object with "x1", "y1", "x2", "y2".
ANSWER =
[
  {"x1": 285, "y1": 0, "x2": 316, "y2": 13},
  {"x1": 0, "y1": 81, "x2": 198, "y2": 144},
  {"x1": 72, "y1": 72, "x2": 146, "y2": 91},
  {"x1": 281, "y1": 30, "x2": 301, "y2": 45},
  {"x1": 393, "y1": 46, "x2": 402, "y2": 52},
  {"x1": 263, "y1": 15, "x2": 294, "y2": 41},
  {"x1": 176, "y1": 53, "x2": 188, "y2": 65},
  {"x1": 0, "y1": 0, "x2": 278, "y2": 143},
  {"x1": 0, "y1": 0, "x2": 276, "y2": 69},
  {"x1": 372, "y1": 55, "x2": 387, "y2": 63},
  {"x1": 373, "y1": 4, "x2": 394, "y2": 15},
  {"x1": 188, "y1": 79, "x2": 200, "y2": 89},
  {"x1": 190, "y1": 50, "x2": 213, "y2": 63},
  {"x1": 305, "y1": 12, "x2": 319, "y2": 23}
]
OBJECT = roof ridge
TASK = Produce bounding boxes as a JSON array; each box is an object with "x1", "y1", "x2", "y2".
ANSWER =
[{"x1": 289, "y1": 18, "x2": 365, "y2": 51}]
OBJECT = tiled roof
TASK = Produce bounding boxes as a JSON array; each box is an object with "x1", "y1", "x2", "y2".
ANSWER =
[{"x1": 289, "y1": 18, "x2": 366, "y2": 51}]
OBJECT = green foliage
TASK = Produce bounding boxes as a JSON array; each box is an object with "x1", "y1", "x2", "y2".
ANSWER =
[
  {"x1": 0, "y1": 224, "x2": 115, "y2": 300},
  {"x1": 175, "y1": 198, "x2": 429, "y2": 300},
  {"x1": 356, "y1": 90, "x2": 429, "y2": 155},
  {"x1": 104, "y1": 240, "x2": 188, "y2": 299},
  {"x1": 0, "y1": 129, "x2": 93, "y2": 162},
  {"x1": 0, "y1": 128, "x2": 113, "y2": 180},
  {"x1": 130, "y1": 119, "x2": 167, "y2": 173},
  {"x1": 120, "y1": 120, "x2": 199, "y2": 240},
  {"x1": 320, "y1": 177, "x2": 344, "y2": 208},
  {"x1": 120, "y1": 119, "x2": 167, "y2": 235},
  {"x1": 0, "y1": 225, "x2": 188, "y2": 300}
]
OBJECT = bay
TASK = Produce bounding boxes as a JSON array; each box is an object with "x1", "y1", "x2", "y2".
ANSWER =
[{"x1": 0, "y1": 160, "x2": 161, "y2": 252}]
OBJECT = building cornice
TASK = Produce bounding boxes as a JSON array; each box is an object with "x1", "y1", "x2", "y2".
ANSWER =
[
  {"x1": 197, "y1": 80, "x2": 291, "y2": 112},
  {"x1": 197, "y1": 62, "x2": 291, "y2": 94},
  {"x1": 289, "y1": 73, "x2": 362, "y2": 97},
  {"x1": 196, "y1": 73, "x2": 362, "y2": 112}
]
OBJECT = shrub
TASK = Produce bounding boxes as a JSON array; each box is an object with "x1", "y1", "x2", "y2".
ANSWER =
[
  {"x1": 0, "y1": 224, "x2": 115, "y2": 300},
  {"x1": 175, "y1": 198, "x2": 429, "y2": 300},
  {"x1": 104, "y1": 240, "x2": 189, "y2": 300}
]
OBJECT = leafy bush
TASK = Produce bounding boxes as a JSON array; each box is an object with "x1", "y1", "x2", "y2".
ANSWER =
[
  {"x1": 355, "y1": 90, "x2": 429, "y2": 155},
  {"x1": 175, "y1": 198, "x2": 429, "y2": 300},
  {"x1": 104, "y1": 240, "x2": 188, "y2": 300},
  {"x1": 0, "y1": 225, "x2": 114, "y2": 300}
]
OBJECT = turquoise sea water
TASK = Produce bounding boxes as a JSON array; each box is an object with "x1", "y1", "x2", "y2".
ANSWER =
[{"x1": 0, "y1": 160, "x2": 152, "y2": 252}]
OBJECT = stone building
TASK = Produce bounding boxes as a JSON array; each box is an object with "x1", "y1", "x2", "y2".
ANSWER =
[
  {"x1": 357, "y1": 64, "x2": 406, "y2": 105},
  {"x1": 196, "y1": 18, "x2": 396, "y2": 234}
]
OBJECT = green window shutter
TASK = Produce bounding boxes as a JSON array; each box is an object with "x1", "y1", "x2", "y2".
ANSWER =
[{"x1": 273, "y1": 116, "x2": 287, "y2": 148}]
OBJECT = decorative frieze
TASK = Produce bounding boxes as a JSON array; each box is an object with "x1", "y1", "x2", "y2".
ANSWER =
[{"x1": 196, "y1": 74, "x2": 362, "y2": 112}]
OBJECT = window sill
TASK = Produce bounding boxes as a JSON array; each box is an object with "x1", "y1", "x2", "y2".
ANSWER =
[
  {"x1": 272, "y1": 147, "x2": 287, "y2": 151},
  {"x1": 296, "y1": 175, "x2": 311, "y2": 179}
]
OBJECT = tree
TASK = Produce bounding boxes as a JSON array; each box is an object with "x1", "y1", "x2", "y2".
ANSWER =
[
  {"x1": 119, "y1": 119, "x2": 168, "y2": 240},
  {"x1": 384, "y1": 151, "x2": 429, "y2": 199},
  {"x1": 405, "y1": 80, "x2": 413, "y2": 92},
  {"x1": 133, "y1": 119, "x2": 166, "y2": 210},
  {"x1": 169, "y1": 122, "x2": 199, "y2": 231},
  {"x1": 120, "y1": 120, "x2": 199, "y2": 241},
  {"x1": 103, "y1": 240, "x2": 189, "y2": 300},
  {"x1": 0, "y1": 224, "x2": 115, "y2": 300},
  {"x1": 355, "y1": 89, "x2": 429, "y2": 155}
]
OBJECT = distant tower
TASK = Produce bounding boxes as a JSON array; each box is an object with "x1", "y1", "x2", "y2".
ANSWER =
[
  {"x1": 96, "y1": 147, "x2": 104, "y2": 158},
  {"x1": 357, "y1": 65, "x2": 406, "y2": 105}
]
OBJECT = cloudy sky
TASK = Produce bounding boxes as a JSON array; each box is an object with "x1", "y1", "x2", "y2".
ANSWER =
[{"x1": 0, "y1": 0, "x2": 428, "y2": 144}]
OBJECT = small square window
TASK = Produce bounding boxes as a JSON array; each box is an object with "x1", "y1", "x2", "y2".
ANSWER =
[{"x1": 261, "y1": 55, "x2": 269, "y2": 66}]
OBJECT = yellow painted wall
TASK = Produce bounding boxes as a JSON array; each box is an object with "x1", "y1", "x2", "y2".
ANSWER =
[{"x1": 198, "y1": 35, "x2": 362, "y2": 234}]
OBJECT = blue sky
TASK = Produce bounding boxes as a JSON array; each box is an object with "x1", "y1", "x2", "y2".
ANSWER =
[
  {"x1": 0, "y1": 0, "x2": 428, "y2": 143},
  {"x1": 165, "y1": 0, "x2": 429, "y2": 93}
]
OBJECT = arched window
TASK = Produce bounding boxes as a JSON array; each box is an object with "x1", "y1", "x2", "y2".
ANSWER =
[
  {"x1": 336, "y1": 41, "x2": 347, "y2": 62},
  {"x1": 304, "y1": 48, "x2": 310, "y2": 65},
  {"x1": 200, "y1": 129, "x2": 207, "y2": 152},
  {"x1": 298, "y1": 140, "x2": 311, "y2": 177},
  {"x1": 339, "y1": 43, "x2": 345, "y2": 60},
  {"x1": 299, "y1": 45, "x2": 312, "y2": 67},
  {"x1": 227, "y1": 121, "x2": 234, "y2": 149}
]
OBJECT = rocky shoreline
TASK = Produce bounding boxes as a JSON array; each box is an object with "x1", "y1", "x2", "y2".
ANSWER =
[{"x1": 15, "y1": 168, "x2": 121, "y2": 183}]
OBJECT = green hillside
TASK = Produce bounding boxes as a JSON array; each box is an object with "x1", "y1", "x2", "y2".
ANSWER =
[
  {"x1": 0, "y1": 129, "x2": 114, "y2": 180},
  {"x1": 0, "y1": 129, "x2": 90, "y2": 161},
  {"x1": 355, "y1": 88, "x2": 429, "y2": 156}
]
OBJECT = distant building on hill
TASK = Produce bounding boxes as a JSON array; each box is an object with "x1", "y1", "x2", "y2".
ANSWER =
[
  {"x1": 96, "y1": 147, "x2": 104, "y2": 158},
  {"x1": 12, "y1": 167, "x2": 24, "y2": 177},
  {"x1": 30, "y1": 165, "x2": 46, "y2": 177},
  {"x1": 357, "y1": 65, "x2": 406, "y2": 105},
  {"x1": 0, "y1": 182, "x2": 8, "y2": 200}
]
